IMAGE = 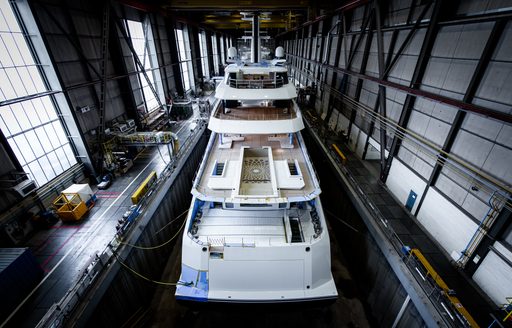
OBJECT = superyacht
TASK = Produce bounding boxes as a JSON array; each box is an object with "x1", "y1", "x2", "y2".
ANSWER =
[{"x1": 175, "y1": 42, "x2": 337, "y2": 302}]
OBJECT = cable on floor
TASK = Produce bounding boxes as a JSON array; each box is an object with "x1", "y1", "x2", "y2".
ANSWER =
[
  {"x1": 116, "y1": 213, "x2": 187, "y2": 250},
  {"x1": 113, "y1": 251, "x2": 192, "y2": 287}
]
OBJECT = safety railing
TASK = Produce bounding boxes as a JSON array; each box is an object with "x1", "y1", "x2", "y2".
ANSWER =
[
  {"x1": 35, "y1": 115, "x2": 208, "y2": 328},
  {"x1": 228, "y1": 76, "x2": 286, "y2": 89},
  {"x1": 213, "y1": 104, "x2": 297, "y2": 121},
  {"x1": 305, "y1": 115, "x2": 479, "y2": 328}
]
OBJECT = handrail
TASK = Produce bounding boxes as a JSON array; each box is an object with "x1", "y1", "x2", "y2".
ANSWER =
[
  {"x1": 227, "y1": 76, "x2": 286, "y2": 89},
  {"x1": 305, "y1": 115, "x2": 479, "y2": 328},
  {"x1": 213, "y1": 104, "x2": 297, "y2": 121},
  {"x1": 34, "y1": 116, "x2": 208, "y2": 328}
]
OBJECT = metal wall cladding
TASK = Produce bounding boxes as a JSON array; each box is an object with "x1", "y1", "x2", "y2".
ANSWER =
[{"x1": 0, "y1": 248, "x2": 44, "y2": 321}]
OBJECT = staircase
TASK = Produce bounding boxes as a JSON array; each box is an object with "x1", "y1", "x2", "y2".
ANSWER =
[{"x1": 289, "y1": 217, "x2": 303, "y2": 243}]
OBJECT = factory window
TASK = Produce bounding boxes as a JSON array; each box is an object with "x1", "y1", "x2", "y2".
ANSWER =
[
  {"x1": 175, "y1": 27, "x2": 192, "y2": 92},
  {"x1": 125, "y1": 19, "x2": 163, "y2": 113},
  {"x1": 198, "y1": 31, "x2": 209, "y2": 79},
  {"x1": 211, "y1": 34, "x2": 219, "y2": 75},
  {"x1": 0, "y1": 0, "x2": 77, "y2": 187}
]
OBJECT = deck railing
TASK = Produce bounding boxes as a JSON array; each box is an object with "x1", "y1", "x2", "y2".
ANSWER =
[
  {"x1": 213, "y1": 104, "x2": 297, "y2": 121},
  {"x1": 228, "y1": 76, "x2": 286, "y2": 89}
]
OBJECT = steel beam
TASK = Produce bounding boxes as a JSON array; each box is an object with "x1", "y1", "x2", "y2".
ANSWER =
[
  {"x1": 384, "y1": 29, "x2": 398, "y2": 70},
  {"x1": 190, "y1": 25, "x2": 204, "y2": 86},
  {"x1": 347, "y1": 5, "x2": 373, "y2": 69},
  {"x1": 151, "y1": 14, "x2": 172, "y2": 101},
  {"x1": 286, "y1": 52, "x2": 512, "y2": 125},
  {"x1": 108, "y1": 6, "x2": 140, "y2": 128},
  {"x1": 380, "y1": 0, "x2": 454, "y2": 183},
  {"x1": 37, "y1": 4, "x2": 101, "y2": 79},
  {"x1": 0, "y1": 91, "x2": 61, "y2": 107},
  {"x1": 413, "y1": 19, "x2": 507, "y2": 218},
  {"x1": 405, "y1": 0, "x2": 418, "y2": 25},
  {"x1": 362, "y1": 27, "x2": 397, "y2": 160},
  {"x1": 345, "y1": 8, "x2": 374, "y2": 138},
  {"x1": 374, "y1": 0, "x2": 388, "y2": 174},
  {"x1": 165, "y1": 16, "x2": 185, "y2": 95},
  {"x1": 96, "y1": 2, "x2": 110, "y2": 148},
  {"x1": 323, "y1": 17, "x2": 343, "y2": 127},
  {"x1": 275, "y1": 0, "x2": 369, "y2": 38},
  {"x1": 113, "y1": 11, "x2": 165, "y2": 108},
  {"x1": 58, "y1": 0, "x2": 102, "y2": 116},
  {"x1": 347, "y1": 17, "x2": 374, "y2": 134},
  {"x1": 382, "y1": 2, "x2": 432, "y2": 79},
  {"x1": 26, "y1": 1, "x2": 96, "y2": 176},
  {"x1": 205, "y1": 30, "x2": 215, "y2": 77}
]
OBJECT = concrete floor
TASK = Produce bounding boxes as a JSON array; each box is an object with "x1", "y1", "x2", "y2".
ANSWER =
[
  {"x1": 7, "y1": 95, "x2": 491, "y2": 327},
  {"x1": 308, "y1": 120, "x2": 495, "y2": 326},
  {"x1": 4, "y1": 105, "x2": 204, "y2": 327}
]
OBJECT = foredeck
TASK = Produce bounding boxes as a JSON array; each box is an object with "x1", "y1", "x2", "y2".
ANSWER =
[{"x1": 193, "y1": 133, "x2": 319, "y2": 201}]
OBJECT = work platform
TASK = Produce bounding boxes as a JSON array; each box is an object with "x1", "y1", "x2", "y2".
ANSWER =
[
  {"x1": 304, "y1": 117, "x2": 495, "y2": 326},
  {"x1": 2, "y1": 105, "x2": 205, "y2": 328}
]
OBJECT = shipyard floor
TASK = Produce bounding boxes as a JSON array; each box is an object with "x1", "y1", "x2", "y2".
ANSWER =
[
  {"x1": 4, "y1": 104, "x2": 495, "y2": 327},
  {"x1": 140, "y1": 122, "x2": 495, "y2": 327},
  {"x1": 302, "y1": 113, "x2": 495, "y2": 326},
  {"x1": 3, "y1": 108, "x2": 203, "y2": 328}
]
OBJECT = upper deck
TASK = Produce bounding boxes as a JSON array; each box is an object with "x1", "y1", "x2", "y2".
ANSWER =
[
  {"x1": 208, "y1": 100, "x2": 304, "y2": 134},
  {"x1": 215, "y1": 62, "x2": 297, "y2": 100},
  {"x1": 191, "y1": 132, "x2": 320, "y2": 204}
]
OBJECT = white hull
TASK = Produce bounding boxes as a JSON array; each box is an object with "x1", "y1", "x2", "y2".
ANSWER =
[
  {"x1": 176, "y1": 58, "x2": 337, "y2": 302},
  {"x1": 176, "y1": 194, "x2": 337, "y2": 302}
]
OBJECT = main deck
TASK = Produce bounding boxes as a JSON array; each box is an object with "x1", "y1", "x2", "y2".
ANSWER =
[
  {"x1": 192, "y1": 133, "x2": 320, "y2": 202},
  {"x1": 192, "y1": 206, "x2": 316, "y2": 246}
]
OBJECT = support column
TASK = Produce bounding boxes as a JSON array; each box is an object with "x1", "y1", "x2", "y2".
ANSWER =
[
  {"x1": 205, "y1": 30, "x2": 214, "y2": 77},
  {"x1": 165, "y1": 16, "x2": 184, "y2": 96},
  {"x1": 252, "y1": 14, "x2": 260, "y2": 63},
  {"x1": 381, "y1": 0, "x2": 449, "y2": 183},
  {"x1": 374, "y1": 0, "x2": 388, "y2": 175},
  {"x1": 413, "y1": 19, "x2": 507, "y2": 217}
]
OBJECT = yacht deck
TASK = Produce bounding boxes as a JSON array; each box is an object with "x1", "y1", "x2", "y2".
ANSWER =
[
  {"x1": 194, "y1": 207, "x2": 315, "y2": 246},
  {"x1": 194, "y1": 133, "x2": 319, "y2": 201},
  {"x1": 213, "y1": 106, "x2": 296, "y2": 121}
]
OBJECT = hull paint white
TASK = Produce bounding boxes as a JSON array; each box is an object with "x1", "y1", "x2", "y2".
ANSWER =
[{"x1": 176, "y1": 60, "x2": 337, "y2": 303}]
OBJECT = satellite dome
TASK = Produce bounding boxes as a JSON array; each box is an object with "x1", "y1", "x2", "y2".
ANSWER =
[
  {"x1": 227, "y1": 47, "x2": 237, "y2": 59},
  {"x1": 275, "y1": 46, "x2": 284, "y2": 58}
]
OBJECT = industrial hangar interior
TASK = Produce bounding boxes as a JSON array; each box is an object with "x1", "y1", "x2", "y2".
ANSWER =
[{"x1": 0, "y1": 0, "x2": 511, "y2": 327}]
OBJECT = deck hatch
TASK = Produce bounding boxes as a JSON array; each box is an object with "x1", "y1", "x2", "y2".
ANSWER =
[
  {"x1": 288, "y1": 161, "x2": 299, "y2": 176},
  {"x1": 213, "y1": 162, "x2": 225, "y2": 176}
]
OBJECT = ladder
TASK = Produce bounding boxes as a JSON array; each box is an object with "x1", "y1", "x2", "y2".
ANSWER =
[{"x1": 457, "y1": 192, "x2": 506, "y2": 267}]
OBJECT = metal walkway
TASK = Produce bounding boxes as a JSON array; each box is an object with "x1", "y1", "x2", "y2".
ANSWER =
[
  {"x1": 305, "y1": 119, "x2": 495, "y2": 326},
  {"x1": 1, "y1": 106, "x2": 204, "y2": 328}
]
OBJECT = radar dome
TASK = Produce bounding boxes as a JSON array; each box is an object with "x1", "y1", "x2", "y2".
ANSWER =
[
  {"x1": 227, "y1": 47, "x2": 237, "y2": 59},
  {"x1": 275, "y1": 46, "x2": 284, "y2": 58}
]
